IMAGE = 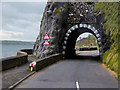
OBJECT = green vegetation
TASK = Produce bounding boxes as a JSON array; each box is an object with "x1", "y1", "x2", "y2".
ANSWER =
[
  {"x1": 53, "y1": 8, "x2": 61, "y2": 14},
  {"x1": 36, "y1": 52, "x2": 37, "y2": 57},
  {"x1": 43, "y1": 10, "x2": 46, "y2": 18},
  {"x1": 40, "y1": 27, "x2": 43, "y2": 34},
  {"x1": 44, "y1": 20, "x2": 47, "y2": 25},
  {"x1": 95, "y1": 2, "x2": 119, "y2": 78},
  {"x1": 75, "y1": 35, "x2": 98, "y2": 49},
  {"x1": 118, "y1": 2, "x2": 120, "y2": 79}
]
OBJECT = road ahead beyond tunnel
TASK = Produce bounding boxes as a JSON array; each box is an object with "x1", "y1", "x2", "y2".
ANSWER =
[{"x1": 15, "y1": 50, "x2": 118, "y2": 89}]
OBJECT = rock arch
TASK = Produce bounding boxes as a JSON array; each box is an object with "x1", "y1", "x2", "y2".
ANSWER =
[{"x1": 62, "y1": 24, "x2": 103, "y2": 58}]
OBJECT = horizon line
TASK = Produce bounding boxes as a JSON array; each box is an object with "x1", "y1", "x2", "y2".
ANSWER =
[{"x1": 0, "y1": 40, "x2": 35, "y2": 42}]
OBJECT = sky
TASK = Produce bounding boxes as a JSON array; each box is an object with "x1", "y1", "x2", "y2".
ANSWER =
[
  {"x1": 77, "y1": 33, "x2": 92, "y2": 41},
  {"x1": 0, "y1": 0, "x2": 91, "y2": 42},
  {"x1": 1, "y1": 2, "x2": 47, "y2": 42}
]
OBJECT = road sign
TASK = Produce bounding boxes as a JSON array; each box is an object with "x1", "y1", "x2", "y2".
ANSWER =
[
  {"x1": 43, "y1": 40, "x2": 50, "y2": 45},
  {"x1": 43, "y1": 33, "x2": 50, "y2": 40}
]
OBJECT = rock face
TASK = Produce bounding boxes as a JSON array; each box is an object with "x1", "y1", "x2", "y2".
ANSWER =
[
  {"x1": 33, "y1": 1, "x2": 111, "y2": 59},
  {"x1": 33, "y1": 2, "x2": 68, "y2": 58}
]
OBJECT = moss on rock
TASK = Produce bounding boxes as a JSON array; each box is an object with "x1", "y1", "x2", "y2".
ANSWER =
[{"x1": 53, "y1": 8, "x2": 61, "y2": 14}]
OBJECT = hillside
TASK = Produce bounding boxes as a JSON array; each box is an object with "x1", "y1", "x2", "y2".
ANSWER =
[
  {"x1": 94, "y1": 2, "x2": 119, "y2": 78},
  {"x1": 75, "y1": 35, "x2": 98, "y2": 48}
]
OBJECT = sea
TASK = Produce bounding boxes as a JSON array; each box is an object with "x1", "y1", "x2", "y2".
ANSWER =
[{"x1": 0, "y1": 40, "x2": 35, "y2": 58}]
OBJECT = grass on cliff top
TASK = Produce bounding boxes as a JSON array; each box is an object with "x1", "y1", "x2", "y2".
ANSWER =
[{"x1": 95, "y1": 2, "x2": 119, "y2": 78}]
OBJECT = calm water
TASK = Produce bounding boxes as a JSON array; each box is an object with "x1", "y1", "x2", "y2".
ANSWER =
[{"x1": 0, "y1": 41, "x2": 34, "y2": 58}]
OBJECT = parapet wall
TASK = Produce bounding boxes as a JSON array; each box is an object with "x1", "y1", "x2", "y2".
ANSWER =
[
  {"x1": 34, "y1": 53, "x2": 63, "y2": 72},
  {"x1": 17, "y1": 49, "x2": 33, "y2": 56},
  {"x1": 0, "y1": 49, "x2": 33, "y2": 71}
]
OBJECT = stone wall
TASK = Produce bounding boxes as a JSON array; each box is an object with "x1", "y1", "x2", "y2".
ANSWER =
[
  {"x1": 1, "y1": 49, "x2": 33, "y2": 71},
  {"x1": 35, "y1": 53, "x2": 63, "y2": 71}
]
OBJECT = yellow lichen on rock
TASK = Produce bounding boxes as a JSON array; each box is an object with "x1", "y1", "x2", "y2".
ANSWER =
[{"x1": 53, "y1": 8, "x2": 61, "y2": 14}]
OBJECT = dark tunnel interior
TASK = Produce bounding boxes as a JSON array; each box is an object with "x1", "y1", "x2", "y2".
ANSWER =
[{"x1": 64, "y1": 27, "x2": 100, "y2": 60}]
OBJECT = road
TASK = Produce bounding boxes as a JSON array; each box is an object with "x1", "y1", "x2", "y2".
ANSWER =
[
  {"x1": 2, "y1": 55, "x2": 38, "y2": 88},
  {"x1": 15, "y1": 50, "x2": 118, "y2": 89}
]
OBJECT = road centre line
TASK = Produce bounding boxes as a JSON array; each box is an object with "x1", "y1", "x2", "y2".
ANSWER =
[{"x1": 76, "y1": 81, "x2": 80, "y2": 90}]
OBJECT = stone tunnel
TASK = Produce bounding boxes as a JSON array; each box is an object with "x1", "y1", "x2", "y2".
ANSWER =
[
  {"x1": 33, "y1": 1, "x2": 111, "y2": 59},
  {"x1": 63, "y1": 24, "x2": 102, "y2": 58}
]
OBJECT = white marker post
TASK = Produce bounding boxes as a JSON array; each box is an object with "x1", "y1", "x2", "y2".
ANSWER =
[{"x1": 29, "y1": 61, "x2": 36, "y2": 71}]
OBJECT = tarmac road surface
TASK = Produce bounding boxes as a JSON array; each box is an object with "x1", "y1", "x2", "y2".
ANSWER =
[{"x1": 15, "y1": 50, "x2": 118, "y2": 89}]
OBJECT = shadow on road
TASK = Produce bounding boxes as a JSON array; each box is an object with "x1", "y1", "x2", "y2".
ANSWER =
[
  {"x1": 66, "y1": 50, "x2": 101, "y2": 61},
  {"x1": 67, "y1": 55, "x2": 100, "y2": 61}
]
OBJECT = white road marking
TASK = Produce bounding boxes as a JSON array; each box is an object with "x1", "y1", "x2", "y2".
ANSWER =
[{"x1": 76, "y1": 81, "x2": 80, "y2": 90}]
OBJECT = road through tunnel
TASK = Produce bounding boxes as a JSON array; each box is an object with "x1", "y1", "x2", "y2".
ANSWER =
[
  {"x1": 33, "y1": 2, "x2": 110, "y2": 61},
  {"x1": 62, "y1": 24, "x2": 103, "y2": 59}
]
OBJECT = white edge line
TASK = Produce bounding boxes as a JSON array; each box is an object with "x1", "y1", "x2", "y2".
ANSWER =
[{"x1": 9, "y1": 71, "x2": 36, "y2": 89}]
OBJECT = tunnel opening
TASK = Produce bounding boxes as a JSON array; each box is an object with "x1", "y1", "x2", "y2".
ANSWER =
[
  {"x1": 62, "y1": 24, "x2": 102, "y2": 60},
  {"x1": 75, "y1": 33, "x2": 99, "y2": 58}
]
